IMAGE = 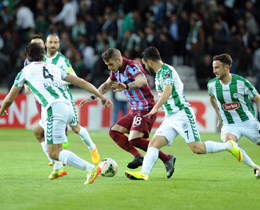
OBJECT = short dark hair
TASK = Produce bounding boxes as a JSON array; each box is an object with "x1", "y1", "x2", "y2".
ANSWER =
[
  {"x1": 213, "y1": 54, "x2": 232, "y2": 68},
  {"x1": 31, "y1": 34, "x2": 43, "y2": 41},
  {"x1": 102, "y1": 48, "x2": 121, "y2": 62},
  {"x1": 25, "y1": 42, "x2": 44, "y2": 62},
  {"x1": 141, "y1": 46, "x2": 161, "y2": 62}
]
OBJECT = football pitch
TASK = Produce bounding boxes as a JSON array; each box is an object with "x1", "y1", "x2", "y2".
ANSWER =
[{"x1": 0, "y1": 129, "x2": 259, "y2": 210}]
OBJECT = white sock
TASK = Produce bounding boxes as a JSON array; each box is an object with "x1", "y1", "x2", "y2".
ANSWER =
[
  {"x1": 78, "y1": 126, "x2": 95, "y2": 151},
  {"x1": 59, "y1": 150, "x2": 95, "y2": 171},
  {"x1": 238, "y1": 147, "x2": 259, "y2": 170},
  {"x1": 204, "y1": 141, "x2": 230, "y2": 153},
  {"x1": 54, "y1": 161, "x2": 63, "y2": 170},
  {"x1": 141, "y1": 147, "x2": 159, "y2": 177},
  {"x1": 40, "y1": 142, "x2": 53, "y2": 164}
]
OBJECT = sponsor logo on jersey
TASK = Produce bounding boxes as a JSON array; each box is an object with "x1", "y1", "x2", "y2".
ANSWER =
[
  {"x1": 222, "y1": 102, "x2": 240, "y2": 110},
  {"x1": 157, "y1": 90, "x2": 162, "y2": 97},
  {"x1": 164, "y1": 72, "x2": 171, "y2": 78}
]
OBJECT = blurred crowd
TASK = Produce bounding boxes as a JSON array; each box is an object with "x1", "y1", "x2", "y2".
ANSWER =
[{"x1": 0, "y1": 0, "x2": 260, "y2": 91}]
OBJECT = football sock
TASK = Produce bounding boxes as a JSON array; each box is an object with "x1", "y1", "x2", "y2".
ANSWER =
[
  {"x1": 53, "y1": 161, "x2": 63, "y2": 171},
  {"x1": 40, "y1": 141, "x2": 53, "y2": 163},
  {"x1": 109, "y1": 130, "x2": 142, "y2": 157},
  {"x1": 129, "y1": 138, "x2": 171, "y2": 162},
  {"x1": 204, "y1": 141, "x2": 229, "y2": 153},
  {"x1": 59, "y1": 150, "x2": 95, "y2": 171},
  {"x1": 78, "y1": 126, "x2": 95, "y2": 151},
  {"x1": 238, "y1": 146, "x2": 259, "y2": 170},
  {"x1": 141, "y1": 147, "x2": 159, "y2": 177}
]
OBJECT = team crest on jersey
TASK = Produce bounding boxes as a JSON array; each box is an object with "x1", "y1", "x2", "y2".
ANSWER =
[
  {"x1": 132, "y1": 66, "x2": 141, "y2": 73},
  {"x1": 164, "y1": 72, "x2": 171, "y2": 78},
  {"x1": 222, "y1": 102, "x2": 240, "y2": 111},
  {"x1": 233, "y1": 93, "x2": 238, "y2": 98}
]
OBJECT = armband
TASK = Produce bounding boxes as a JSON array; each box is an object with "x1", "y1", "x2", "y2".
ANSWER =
[{"x1": 125, "y1": 84, "x2": 129, "y2": 90}]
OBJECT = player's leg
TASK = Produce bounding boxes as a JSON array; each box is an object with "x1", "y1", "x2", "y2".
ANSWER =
[
  {"x1": 46, "y1": 103, "x2": 100, "y2": 184},
  {"x1": 125, "y1": 135, "x2": 170, "y2": 180},
  {"x1": 128, "y1": 110, "x2": 173, "y2": 168},
  {"x1": 109, "y1": 113, "x2": 144, "y2": 160},
  {"x1": 70, "y1": 123, "x2": 100, "y2": 164}
]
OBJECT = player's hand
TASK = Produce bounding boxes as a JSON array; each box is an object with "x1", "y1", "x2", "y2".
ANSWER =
[
  {"x1": 111, "y1": 82, "x2": 126, "y2": 92},
  {"x1": 143, "y1": 108, "x2": 157, "y2": 118},
  {"x1": 79, "y1": 97, "x2": 93, "y2": 107},
  {"x1": 0, "y1": 110, "x2": 8, "y2": 116},
  {"x1": 24, "y1": 84, "x2": 31, "y2": 94},
  {"x1": 217, "y1": 119, "x2": 222, "y2": 131},
  {"x1": 101, "y1": 97, "x2": 113, "y2": 109}
]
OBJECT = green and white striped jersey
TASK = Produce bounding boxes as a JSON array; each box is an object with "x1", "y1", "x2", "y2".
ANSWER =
[
  {"x1": 155, "y1": 63, "x2": 190, "y2": 115},
  {"x1": 207, "y1": 74, "x2": 258, "y2": 125},
  {"x1": 44, "y1": 52, "x2": 77, "y2": 105},
  {"x1": 14, "y1": 62, "x2": 69, "y2": 108}
]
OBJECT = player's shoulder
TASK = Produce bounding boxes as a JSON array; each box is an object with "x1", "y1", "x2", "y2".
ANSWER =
[
  {"x1": 232, "y1": 74, "x2": 248, "y2": 83},
  {"x1": 208, "y1": 77, "x2": 218, "y2": 85},
  {"x1": 126, "y1": 60, "x2": 144, "y2": 73}
]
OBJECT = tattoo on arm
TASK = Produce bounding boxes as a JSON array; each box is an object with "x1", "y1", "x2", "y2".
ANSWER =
[{"x1": 128, "y1": 82, "x2": 140, "y2": 89}]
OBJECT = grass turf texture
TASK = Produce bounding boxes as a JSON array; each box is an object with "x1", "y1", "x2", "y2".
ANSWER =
[{"x1": 0, "y1": 129, "x2": 259, "y2": 210}]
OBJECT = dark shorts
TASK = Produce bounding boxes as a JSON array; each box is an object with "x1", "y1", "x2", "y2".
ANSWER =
[{"x1": 116, "y1": 110, "x2": 157, "y2": 138}]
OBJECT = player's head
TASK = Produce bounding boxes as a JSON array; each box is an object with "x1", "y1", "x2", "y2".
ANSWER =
[
  {"x1": 30, "y1": 34, "x2": 45, "y2": 48},
  {"x1": 212, "y1": 54, "x2": 232, "y2": 80},
  {"x1": 141, "y1": 46, "x2": 161, "y2": 74},
  {"x1": 102, "y1": 48, "x2": 122, "y2": 73},
  {"x1": 25, "y1": 42, "x2": 45, "y2": 62},
  {"x1": 45, "y1": 34, "x2": 60, "y2": 56}
]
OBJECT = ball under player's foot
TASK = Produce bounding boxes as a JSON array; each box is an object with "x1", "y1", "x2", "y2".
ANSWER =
[
  {"x1": 84, "y1": 166, "x2": 101, "y2": 184},
  {"x1": 227, "y1": 140, "x2": 243, "y2": 162},
  {"x1": 49, "y1": 167, "x2": 67, "y2": 180},
  {"x1": 90, "y1": 144, "x2": 100, "y2": 165},
  {"x1": 48, "y1": 162, "x2": 65, "y2": 166},
  {"x1": 125, "y1": 171, "x2": 149, "y2": 181}
]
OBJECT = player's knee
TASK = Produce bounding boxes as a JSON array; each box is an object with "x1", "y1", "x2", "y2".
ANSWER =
[
  {"x1": 71, "y1": 125, "x2": 80, "y2": 133},
  {"x1": 33, "y1": 125, "x2": 44, "y2": 142}
]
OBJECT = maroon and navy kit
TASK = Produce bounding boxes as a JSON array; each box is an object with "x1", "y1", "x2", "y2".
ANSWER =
[{"x1": 110, "y1": 57, "x2": 157, "y2": 138}]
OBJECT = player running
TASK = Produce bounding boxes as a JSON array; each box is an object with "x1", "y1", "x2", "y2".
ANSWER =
[
  {"x1": 80, "y1": 48, "x2": 176, "y2": 178},
  {"x1": 0, "y1": 42, "x2": 113, "y2": 184},
  {"x1": 208, "y1": 53, "x2": 260, "y2": 179},
  {"x1": 125, "y1": 47, "x2": 243, "y2": 181}
]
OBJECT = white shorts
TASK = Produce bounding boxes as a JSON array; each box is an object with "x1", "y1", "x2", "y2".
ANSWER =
[
  {"x1": 155, "y1": 107, "x2": 201, "y2": 146},
  {"x1": 221, "y1": 118, "x2": 260, "y2": 144},
  {"x1": 41, "y1": 102, "x2": 74, "y2": 145},
  {"x1": 39, "y1": 102, "x2": 78, "y2": 128}
]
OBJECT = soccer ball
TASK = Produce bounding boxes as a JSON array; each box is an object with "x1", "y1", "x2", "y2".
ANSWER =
[{"x1": 98, "y1": 158, "x2": 118, "y2": 177}]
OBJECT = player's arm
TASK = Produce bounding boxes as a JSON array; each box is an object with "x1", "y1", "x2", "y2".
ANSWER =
[
  {"x1": 0, "y1": 86, "x2": 22, "y2": 115},
  {"x1": 64, "y1": 74, "x2": 113, "y2": 108},
  {"x1": 209, "y1": 95, "x2": 222, "y2": 130},
  {"x1": 112, "y1": 74, "x2": 147, "y2": 92},
  {"x1": 144, "y1": 84, "x2": 172, "y2": 118},
  {"x1": 252, "y1": 93, "x2": 260, "y2": 115}
]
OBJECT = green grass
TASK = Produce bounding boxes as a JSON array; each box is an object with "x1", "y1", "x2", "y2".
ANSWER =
[{"x1": 0, "y1": 129, "x2": 259, "y2": 210}]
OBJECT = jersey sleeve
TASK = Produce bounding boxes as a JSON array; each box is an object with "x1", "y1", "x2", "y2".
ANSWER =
[
  {"x1": 162, "y1": 69, "x2": 174, "y2": 86},
  {"x1": 13, "y1": 69, "x2": 26, "y2": 87},
  {"x1": 244, "y1": 79, "x2": 258, "y2": 98},
  {"x1": 109, "y1": 71, "x2": 116, "y2": 81},
  {"x1": 128, "y1": 64, "x2": 145, "y2": 79},
  {"x1": 59, "y1": 67, "x2": 69, "y2": 80}
]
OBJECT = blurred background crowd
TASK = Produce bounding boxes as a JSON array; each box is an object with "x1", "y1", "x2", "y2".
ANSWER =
[{"x1": 0, "y1": 0, "x2": 260, "y2": 91}]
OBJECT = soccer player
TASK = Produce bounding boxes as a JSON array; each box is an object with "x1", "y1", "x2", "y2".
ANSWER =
[
  {"x1": 29, "y1": 34, "x2": 101, "y2": 180},
  {"x1": 125, "y1": 46, "x2": 242, "y2": 181},
  {"x1": 80, "y1": 48, "x2": 176, "y2": 178},
  {"x1": 0, "y1": 42, "x2": 113, "y2": 184},
  {"x1": 208, "y1": 53, "x2": 260, "y2": 179}
]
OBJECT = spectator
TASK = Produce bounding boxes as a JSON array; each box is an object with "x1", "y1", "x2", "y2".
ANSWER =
[{"x1": 52, "y1": 0, "x2": 76, "y2": 32}]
